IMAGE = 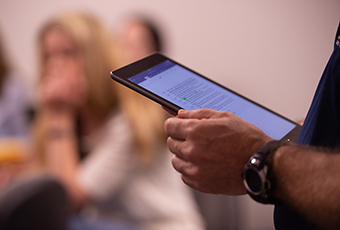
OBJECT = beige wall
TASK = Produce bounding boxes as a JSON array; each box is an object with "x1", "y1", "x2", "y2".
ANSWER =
[
  {"x1": 0, "y1": 1, "x2": 339, "y2": 121},
  {"x1": 0, "y1": 1, "x2": 339, "y2": 229}
]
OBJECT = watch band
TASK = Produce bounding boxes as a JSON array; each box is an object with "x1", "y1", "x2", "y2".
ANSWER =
[{"x1": 242, "y1": 140, "x2": 282, "y2": 204}]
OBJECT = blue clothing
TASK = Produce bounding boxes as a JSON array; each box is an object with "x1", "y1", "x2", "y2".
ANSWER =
[
  {"x1": 274, "y1": 22, "x2": 340, "y2": 229},
  {"x1": 0, "y1": 73, "x2": 30, "y2": 138},
  {"x1": 69, "y1": 215, "x2": 141, "y2": 230}
]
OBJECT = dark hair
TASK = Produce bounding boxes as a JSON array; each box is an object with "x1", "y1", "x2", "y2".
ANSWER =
[
  {"x1": 134, "y1": 16, "x2": 163, "y2": 52},
  {"x1": 0, "y1": 35, "x2": 9, "y2": 95},
  {"x1": 144, "y1": 20, "x2": 163, "y2": 52}
]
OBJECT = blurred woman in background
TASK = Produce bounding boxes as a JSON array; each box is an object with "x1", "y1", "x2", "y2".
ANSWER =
[
  {"x1": 119, "y1": 15, "x2": 164, "y2": 63},
  {"x1": 33, "y1": 12, "x2": 205, "y2": 230}
]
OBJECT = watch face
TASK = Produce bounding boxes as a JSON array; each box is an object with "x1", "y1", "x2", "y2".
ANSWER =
[{"x1": 245, "y1": 168, "x2": 262, "y2": 194}]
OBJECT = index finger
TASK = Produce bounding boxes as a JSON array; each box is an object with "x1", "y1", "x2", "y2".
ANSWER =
[{"x1": 177, "y1": 109, "x2": 221, "y2": 119}]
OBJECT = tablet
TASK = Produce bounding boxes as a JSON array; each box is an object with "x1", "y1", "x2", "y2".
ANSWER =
[{"x1": 110, "y1": 52, "x2": 301, "y2": 143}]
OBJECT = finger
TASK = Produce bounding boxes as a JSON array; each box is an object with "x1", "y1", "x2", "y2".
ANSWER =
[
  {"x1": 167, "y1": 137, "x2": 189, "y2": 160},
  {"x1": 171, "y1": 155, "x2": 191, "y2": 175},
  {"x1": 164, "y1": 117, "x2": 188, "y2": 140},
  {"x1": 180, "y1": 174, "x2": 200, "y2": 192},
  {"x1": 177, "y1": 108, "x2": 220, "y2": 119},
  {"x1": 171, "y1": 156, "x2": 200, "y2": 191}
]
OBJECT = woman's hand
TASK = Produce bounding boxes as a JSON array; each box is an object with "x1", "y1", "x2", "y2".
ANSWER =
[
  {"x1": 40, "y1": 61, "x2": 88, "y2": 111},
  {"x1": 39, "y1": 61, "x2": 88, "y2": 129}
]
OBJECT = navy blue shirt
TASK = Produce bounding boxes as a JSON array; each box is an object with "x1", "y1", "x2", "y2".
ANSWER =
[{"x1": 274, "y1": 22, "x2": 340, "y2": 230}]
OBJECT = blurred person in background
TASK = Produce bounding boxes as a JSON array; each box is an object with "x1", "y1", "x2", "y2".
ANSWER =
[
  {"x1": 33, "y1": 12, "x2": 205, "y2": 230},
  {"x1": 119, "y1": 15, "x2": 164, "y2": 64},
  {"x1": 0, "y1": 33, "x2": 30, "y2": 139},
  {"x1": 0, "y1": 31, "x2": 32, "y2": 191}
]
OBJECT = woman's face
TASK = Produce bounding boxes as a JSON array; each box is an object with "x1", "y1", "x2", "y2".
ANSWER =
[
  {"x1": 39, "y1": 27, "x2": 88, "y2": 110},
  {"x1": 42, "y1": 28, "x2": 82, "y2": 74}
]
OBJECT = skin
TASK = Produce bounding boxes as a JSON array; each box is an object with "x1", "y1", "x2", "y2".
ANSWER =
[
  {"x1": 120, "y1": 19, "x2": 156, "y2": 63},
  {"x1": 165, "y1": 109, "x2": 272, "y2": 195},
  {"x1": 273, "y1": 145, "x2": 340, "y2": 230},
  {"x1": 164, "y1": 109, "x2": 340, "y2": 229}
]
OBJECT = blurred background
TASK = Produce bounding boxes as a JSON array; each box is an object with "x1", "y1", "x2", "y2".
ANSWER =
[{"x1": 0, "y1": 0, "x2": 339, "y2": 229}]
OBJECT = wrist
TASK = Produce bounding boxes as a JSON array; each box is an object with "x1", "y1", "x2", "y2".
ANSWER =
[
  {"x1": 270, "y1": 144, "x2": 295, "y2": 204},
  {"x1": 242, "y1": 140, "x2": 283, "y2": 204},
  {"x1": 43, "y1": 110, "x2": 76, "y2": 131},
  {"x1": 47, "y1": 128, "x2": 76, "y2": 139},
  {"x1": 45, "y1": 115, "x2": 76, "y2": 140}
]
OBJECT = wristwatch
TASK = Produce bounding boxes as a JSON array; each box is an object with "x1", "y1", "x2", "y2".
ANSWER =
[{"x1": 242, "y1": 140, "x2": 282, "y2": 204}]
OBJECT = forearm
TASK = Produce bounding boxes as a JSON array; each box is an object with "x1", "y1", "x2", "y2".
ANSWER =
[
  {"x1": 272, "y1": 145, "x2": 340, "y2": 229},
  {"x1": 43, "y1": 112, "x2": 87, "y2": 208},
  {"x1": 45, "y1": 130, "x2": 78, "y2": 184}
]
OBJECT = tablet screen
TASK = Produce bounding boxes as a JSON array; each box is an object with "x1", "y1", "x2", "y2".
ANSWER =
[{"x1": 127, "y1": 59, "x2": 296, "y2": 140}]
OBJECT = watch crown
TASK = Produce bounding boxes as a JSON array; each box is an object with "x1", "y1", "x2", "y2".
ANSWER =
[{"x1": 250, "y1": 157, "x2": 260, "y2": 167}]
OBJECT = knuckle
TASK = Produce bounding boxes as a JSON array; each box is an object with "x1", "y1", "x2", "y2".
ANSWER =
[
  {"x1": 185, "y1": 164, "x2": 200, "y2": 178},
  {"x1": 215, "y1": 111, "x2": 232, "y2": 119}
]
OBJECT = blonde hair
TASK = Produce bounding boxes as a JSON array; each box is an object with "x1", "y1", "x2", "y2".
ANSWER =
[
  {"x1": 34, "y1": 12, "x2": 167, "y2": 164},
  {"x1": 37, "y1": 12, "x2": 121, "y2": 116}
]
